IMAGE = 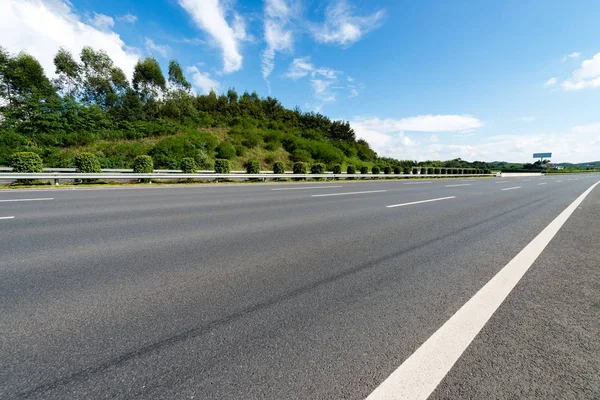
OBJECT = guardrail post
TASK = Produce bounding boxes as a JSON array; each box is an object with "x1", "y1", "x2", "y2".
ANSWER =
[{"x1": 54, "y1": 178, "x2": 60, "y2": 186}]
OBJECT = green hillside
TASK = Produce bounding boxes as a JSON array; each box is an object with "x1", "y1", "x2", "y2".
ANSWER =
[{"x1": 0, "y1": 46, "x2": 490, "y2": 172}]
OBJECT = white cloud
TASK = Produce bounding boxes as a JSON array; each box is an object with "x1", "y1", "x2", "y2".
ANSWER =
[
  {"x1": 352, "y1": 115, "x2": 483, "y2": 134},
  {"x1": 117, "y1": 13, "x2": 138, "y2": 24},
  {"x1": 312, "y1": 0, "x2": 384, "y2": 47},
  {"x1": 519, "y1": 116, "x2": 536, "y2": 122},
  {"x1": 350, "y1": 117, "x2": 599, "y2": 163},
  {"x1": 261, "y1": 0, "x2": 294, "y2": 81},
  {"x1": 562, "y1": 51, "x2": 580, "y2": 61},
  {"x1": 187, "y1": 66, "x2": 220, "y2": 94},
  {"x1": 562, "y1": 52, "x2": 600, "y2": 90},
  {"x1": 90, "y1": 12, "x2": 114, "y2": 30},
  {"x1": 571, "y1": 123, "x2": 600, "y2": 134},
  {"x1": 144, "y1": 38, "x2": 170, "y2": 58},
  {"x1": 0, "y1": 0, "x2": 140, "y2": 80},
  {"x1": 178, "y1": 0, "x2": 245, "y2": 73},
  {"x1": 544, "y1": 77, "x2": 557, "y2": 87},
  {"x1": 285, "y1": 56, "x2": 314, "y2": 80}
]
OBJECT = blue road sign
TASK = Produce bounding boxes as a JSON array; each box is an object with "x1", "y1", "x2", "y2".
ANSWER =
[{"x1": 533, "y1": 152, "x2": 552, "y2": 158}]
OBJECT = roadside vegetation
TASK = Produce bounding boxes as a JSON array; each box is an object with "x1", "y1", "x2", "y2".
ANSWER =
[{"x1": 1, "y1": 46, "x2": 493, "y2": 177}]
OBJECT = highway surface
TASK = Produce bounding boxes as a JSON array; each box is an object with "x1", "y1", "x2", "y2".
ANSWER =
[{"x1": 1, "y1": 174, "x2": 599, "y2": 399}]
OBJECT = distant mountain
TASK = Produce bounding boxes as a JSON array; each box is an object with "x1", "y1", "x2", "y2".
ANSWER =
[{"x1": 555, "y1": 161, "x2": 600, "y2": 168}]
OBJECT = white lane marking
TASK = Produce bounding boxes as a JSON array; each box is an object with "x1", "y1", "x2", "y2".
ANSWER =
[
  {"x1": 271, "y1": 186, "x2": 342, "y2": 191},
  {"x1": 538, "y1": 183, "x2": 547, "y2": 185},
  {"x1": 0, "y1": 197, "x2": 54, "y2": 203},
  {"x1": 557, "y1": 180, "x2": 563, "y2": 183},
  {"x1": 501, "y1": 186, "x2": 521, "y2": 191},
  {"x1": 386, "y1": 196, "x2": 456, "y2": 208},
  {"x1": 0, "y1": 216, "x2": 15, "y2": 220},
  {"x1": 494, "y1": 181, "x2": 509, "y2": 184},
  {"x1": 522, "y1": 179, "x2": 532, "y2": 182},
  {"x1": 311, "y1": 190, "x2": 387, "y2": 198},
  {"x1": 366, "y1": 180, "x2": 600, "y2": 400},
  {"x1": 445, "y1": 184, "x2": 471, "y2": 187},
  {"x1": 404, "y1": 182, "x2": 432, "y2": 185}
]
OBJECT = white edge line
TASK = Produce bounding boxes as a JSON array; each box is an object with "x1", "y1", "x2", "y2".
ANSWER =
[
  {"x1": 271, "y1": 186, "x2": 343, "y2": 191},
  {"x1": 403, "y1": 182, "x2": 432, "y2": 185},
  {"x1": 495, "y1": 181, "x2": 510, "y2": 183},
  {"x1": 386, "y1": 196, "x2": 456, "y2": 208},
  {"x1": 445, "y1": 184, "x2": 472, "y2": 187},
  {"x1": 366, "y1": 180, "x2": 600, "y2": 400},
  {"x1": 0, "y1": 197, "x2": 54, "y2": 202},
  {"x1": 501, "y1": 186, "x2": 521, "y2": 191},
  {"x1": 0, "y1": 216, "x2": 15, "y2": 220},
  {"x1": 311, "y1": 190, "x2": 387, "y2": 198}
]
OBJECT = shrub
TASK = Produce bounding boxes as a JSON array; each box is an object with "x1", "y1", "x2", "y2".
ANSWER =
[
  {"x1": 384, "y1": 166, "x2": 392, "y2": 174},
  {"x1": 347, "y1": 165, "x2": 356, "y2": 174},
  {"x1": 372, "y1": 166, "x2": 380, "y2": 175},
  {"x1": 434, "y1": 167, "x2": 441, "y2": 174},
  {"x1": 484, "y1": 169, "x2": 491, "y2": 174},
  {"x1": 235, "y1": 145, "x2": 246, "y2": 156},
  {"x1": 412, "y1": 167, "x2": 419, "y2": 175},
  {"x1": 214, "y1": 159, "x2": 230, "y2": 173},
  {"x1": 440, "y1": 168, "x2": 446, "y2": 175},
  {"x1": 216, "y1": 141, "x2": 236, "y2": 159},
  {"x1": 9, "y1": 152, "x2": 43, "y2": 172},
  {"x1": 404, "y1": 167, "x2": 412, "y2": 174},
  {"x1": 360, "y1": 166, "x2": 369, "y2": 174},
  {"x1": 293, "y1": 162, "x2": 307, "y2": 174},
  {"x1": 180, "y1": 157, "x2": 197, "y2": 173},
  {"x1": 273, "y1": 161, "x2": 285, "y2": 174},
  {"x1": 133, "y1": 155, "x2": 153, "y2": 173},
  {"x1": 245, "y1": 159, "x2": 260, "y2": 174},
  {"x1": 74, "y1": 152, "x2": 101, "y2": 173},
  {"x1": 311, "y1": 163, "x2": 325, "y2": 174},
  {"x1": 333, "y1": 164, "x2": 342, "y2": 174},
  {"x1": 393, "y1": 166, "x2": 402, "y2": 174}
]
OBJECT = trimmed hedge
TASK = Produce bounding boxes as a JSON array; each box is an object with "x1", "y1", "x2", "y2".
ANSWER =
[
  {"x1": 393, "y1": 166, "x2": 402, "y2": 174},
  {"x1": 9, "y1": 152, "x2": 43, "y2": 173},
  {"x1": 384, "y1": 166, "x2": 392, "y2": 174},
  {"x1": 371, "y1": 166, "x2": 380, "y2": 174},
  {"x1": 333, "y1": 164, "x2": 342, "y2": 174},
  {"x1": 180, "y1": 157, "x2": 197, "y2": 173},
  {"x1": 273, "y1": 161, "x2": 285, "y2": 174},
  {"x1": 347, "y1": 165, "x2": 356, "y2": 174},
  {"x1": 404, "y1": 167, "x2": 412, "y2": 174},
  {"x1": 133, "y1": 155, "x2": 153, "y2": 173},
  {"x1": 214, "y1": 159, "x2": 230, "y2": 173},
  {"x1": 311, "y1": 163, "x2": 325, "y2": 174},
  {"x1": 293, "y1": 162, "x2": 307, "y2": 174},
  {"x1": 245, "y1": 159, "x2": 260, "y2": 174},
  {"x1": 360, "y1": 166, "x2": 369, "y2": 174},
  {"x1": 74, "y1": 152, "x2": 101, "y2": 173}
]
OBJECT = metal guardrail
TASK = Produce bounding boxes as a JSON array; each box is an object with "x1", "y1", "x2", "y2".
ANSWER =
[{"x1": 0, "y1": 172, "x2": 492, "y2": 185}]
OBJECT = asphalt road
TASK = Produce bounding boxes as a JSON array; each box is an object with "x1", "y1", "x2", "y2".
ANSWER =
[{"x1": 1, "y1": 174, "x2": 599, "y2": 399}]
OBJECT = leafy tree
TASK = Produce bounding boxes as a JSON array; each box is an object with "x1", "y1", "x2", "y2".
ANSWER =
[
  {"x1": 80, "y1": 47, "x2": 128, "y2": 111},
  {"x1": 53, "y1": 48, "x2": 81, "y2": 98}
]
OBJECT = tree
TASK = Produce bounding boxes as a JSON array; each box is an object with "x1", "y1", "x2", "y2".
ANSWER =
[
  {"x1": 328, "y1": 120, "x2": 356, "y2": 142},
  {"x1": 166, "y1": 60, "x2": 191, "y2": 120},
  {"x1": 53, "y1": 48, "x2": 81, "y2": 98},
  {"x1": 79, "y1": 47, "x2": 128, "y2": 110},
  {"x1": 133, "y1": 57, "x2": 166, "y2": 105}
]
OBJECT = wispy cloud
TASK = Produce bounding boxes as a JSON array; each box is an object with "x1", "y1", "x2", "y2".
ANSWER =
[
  {"x1": 117, "y1": 13, "x2": 137, "y2": 23},
  {"x1": 285, "y1": 56, "x2": 358, "y2": 106},
  {"x1": 187, "y1": 66, "x2": 220, "y2": 94},
  {"x1": 311, "y1": 0, "x2": 384, "y2": 47},
  {"x1": 562, "y1": 51, "x2": 580, "y2": 61},
  {"x1": 562, "y1": 52, "x2": 600, "y2": 90},
  {"x1": 90, "y1": 12, "x2": 114, "y2": 30},
  {"x1": 262, "y1": 0, "x2": 294, "y2": 83},
  {"x1": 352, "y1": 115, "x2": 484, "y2": 134},
  {"x1": 544, "y1": 77, "x2": 557, "y2": 87},
  {"x1": 145, "y1": 38, "x2": 170, "y2": 58},
  {"x1": 178, "y1": 0, "x2": 246, "y2": 73},
  {"x1": 0, "y1": 0, "x2": 140, "y2": 80}
]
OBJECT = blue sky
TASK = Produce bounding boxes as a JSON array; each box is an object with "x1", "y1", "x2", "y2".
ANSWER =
[{"x1": 2, "y1": 0, "x2": 600, "y2": 163}]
